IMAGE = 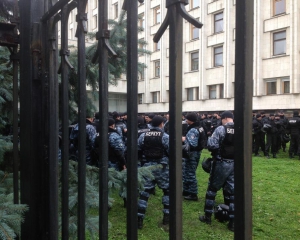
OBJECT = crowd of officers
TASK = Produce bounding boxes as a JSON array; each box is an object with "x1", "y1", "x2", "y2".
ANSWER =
[
  {"x1": 67, "y1": 109, "x2": 300, "y2": 232},
  {"x1": 252, "y1": 110, "x2": 300, "y2": 159}
]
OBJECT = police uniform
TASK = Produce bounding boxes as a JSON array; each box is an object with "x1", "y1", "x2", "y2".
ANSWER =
[
  {"x1": 252, "y1": 114, "x2": 265, "y2": 156},
  {"x1": 182, "y1": 113, "x2": 207, "y2": 201},
  {"x1": 69, "y1": 120, "x2": 97, "y2": 165},
  {"x1": 199, "y1": 111, "x2": 234, "y2": 232},
  {"x1": 287, "y1": 111, "x2": 300, "y2": 158},
  {"x1": 137, "y1": 116, "x2": 169, "y2": 229}
]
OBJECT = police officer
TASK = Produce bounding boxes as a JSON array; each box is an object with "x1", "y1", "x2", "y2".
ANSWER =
[
  {"x1": 286, "y1": 111, "x2": 300, "y2": 159},
  {"x1": 137, "y1": 116, "x2": 170, "y2": 229},
  {"x1": 199, "y1": 111, "x2": 235, "y2": 232},
  {"x1": 112, "y1": 112, "x2": 127, "y2": 141},
  {"x1": 144, "y1": 113, "x2": 155, "y2": 128},
  {"x1": 182, "y1": 112, "x2": 207, "y2": 201},
  {"x1": 279, "y1": 110, "x2": 289, "y2": 152},
  {"x1": 69, "y1": 114, "x2": 97, "y2": 165},
  {"x1": 252, "y1": 114, "x2": 265, "y2": 156},
  {"x1": 163, "y1": 112, "x2": 170, "y2": 134}
]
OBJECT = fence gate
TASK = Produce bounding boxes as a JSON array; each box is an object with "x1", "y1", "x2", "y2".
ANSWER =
[{"x1": 11, "y1": 0, "x2": 254, "y2": 239}]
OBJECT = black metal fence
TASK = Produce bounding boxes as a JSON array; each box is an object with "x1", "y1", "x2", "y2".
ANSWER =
[{"x1": 3, "y1": 0, "x2": 254, "y2": 239}]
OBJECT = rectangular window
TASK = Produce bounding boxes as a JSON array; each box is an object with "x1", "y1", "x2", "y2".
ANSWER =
[
  {"x1": 152, "y1": 92, "x2": 159, "y2": 103},
  {"x1": 138, "y1": 13, "x2": 145, "y2": 29},
  {"x1": 282, "y1": 78, "x2": 290, "y2": 93},
  {"x1": 266, "y1": 81, "x2": 277, "y2": 95},
  {"x1": 154, "y1": 7, "x2": 161, "y2": 24},
  {"x1": 191, "y1": 0, "x2": 199, "y2": 8},
  {"x1": 154, "y1": 40, "x2": 160, "y2": 51},
  {"x1": 138, "y1": 94, "x2": 143, "y2": 104},
  {"x1": 219, "y1": 84, "x2": 224, "y2": 98},
  {"x1": 154, "y1": 60, "x2": 160, "y2": 77},
  {"x1": 138, "y1": 38, "x2": 145, "y2": 56},
  {"x1": 114, "y1": 3, "x2": 118, "y2": 19},
  {"x1": 191, "y1": 52, "x2": 199, "y2": 71},
  {"x1": 273, "y1": 31, "x2": 286, "y2": 55},
  {"x1": 93, "y1": 15, "x2": 97, "y2": 29},
  {"x1": 209, "y1": 85, "x2": 217, "y2": 99},
  {"x1": 214, "y1": 46, "x2": 223, "y2": 67},
  {"x1": 187, "y1": 88, "x2": 194, "y2": 101},
  {"x1": 274, "y1": 0, "x2": 285, "y2": 15},
  {"x1": 190, "y1": 18, "x2": 199, "y2": 40},
  {"x1": 214, "y1": 12, "x2": 223, "y2": 33}
]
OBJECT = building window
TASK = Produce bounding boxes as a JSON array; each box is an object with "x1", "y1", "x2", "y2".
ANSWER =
[
  {"x1": 152, "y1": 91, "x2": 160, "y2": 103},
  {"x1": 187, "y1": 87, "x2": 199, "y2": 101},
  {"x1": 138, "y1": 38, "x2": 145, "y2": 56},
  {"x1": 282, "y1": 78, "x2": 290, "y2": 93},
  {"x1": 138, "y1": 13, "x2": 145, "y2": 29},
  {"x1": 214, "y1": 46, "x2": 223, "y2": 67},
  {"x1": 190, "y1": 19, "x2": 199, "y2": 40},
  {"x1": 138, "y1": 94, "x2": 143, "y2": 104},
  {"x1": 114, "y1": 3, "x2": 118, "y2": 19},
  {"x1": 209, "y1": 85, "x2": 217, "y2": 99},
  {"x1": 154, "y1": 40, "x2": 160, "y2": 51},
  {"x1": 274, "y1": 0, "x2": 285, "y2": 15},
  {"x1": 266, "y1": 81, "x2": 277, "y2": 95},
  {"x1": 92, "y1": 15, "x2": 97, "y2": 29},
  {"x1": 154, "y1": 7, "x2": 161, "y2": 25},
  {"x1": 191, "y1": 0, "x2": 199, "y2": 8},
  {"x1": 214, "y1": 12, "x2": 223, "y2": 33},
  {"x1": 191, "y1": 52, "x2": 199, "y2": 71},
  {"x1": 273, "y1": 31, "x2": 286, "y2": 55},
  {"x1": 219, "y1": 84, "x2": 224, "y2": 98},
  {"x1": 154, "y1": 60, "x2": 160, "y2": 77},
  {"x1": 138, "y1": 69, "x2": 145, "y2": 80}
]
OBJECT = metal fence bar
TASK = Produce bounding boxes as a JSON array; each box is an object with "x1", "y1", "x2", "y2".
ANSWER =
[
  {"x1": 61, "y1": 5, "x2": 70, "y2": 240},
  {"x1": 97, "y1": 0, "x2": 109, "y2": 237},
  {"x1": 234, "y1": 0, "x2": 254, "y2": 239},
  {"x1": 126, "y1": 0, "x2": 138, "y2": 238},
  {"x1": 168, "y1": 5, "x2": 183, "y2": 240},
  {"x1": 41, "y1": 0, "x2": 70, "y2": 22},
  {"x1": 77, "y1": 0, "x2": 88, "y2": 239}
]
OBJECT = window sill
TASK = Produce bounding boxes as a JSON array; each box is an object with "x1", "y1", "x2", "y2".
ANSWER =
[
  {"x1": 206, "y1": 65, "x2": 224, "y2": 70},
  {"x1": 150, "y1": 77, "x2": 160, "y2": 80},
  {"x1": 208, "y1": 31, "x2": 224, "y2": 37},
  {"x1": 151, "y1": 23, "x2": 161, "y2": 27},
  {"x1": 188, "y1": 6, "x2": 200, "y2": 12},
  {"x1": 184, "y1": 70, "x2": 199, "y2": 74},
  {"x1": 189, "y1": 38, "x2": 199, "y2": 42},
  {"x1": 262, "y1": 54, "x2": 289, "y2": 60}
]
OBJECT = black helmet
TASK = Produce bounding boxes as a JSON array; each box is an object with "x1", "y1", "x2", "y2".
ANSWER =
[
  {"x1": 262, "y1": 123, "x2": 272, "y2": 133},
  {"x1": 214, "y1": 204, "x2": 229, "y2": 222},
  {"x1": 201, "y1": 157, "x2": 213, "y2": 173},
  {"x1": 282, "y1": 134, "x2": 291, "y2": 143}
]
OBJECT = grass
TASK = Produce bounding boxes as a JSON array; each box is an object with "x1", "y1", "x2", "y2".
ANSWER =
[{"x1": 90, "y1": 148, "x2": 300, "y2": 239}]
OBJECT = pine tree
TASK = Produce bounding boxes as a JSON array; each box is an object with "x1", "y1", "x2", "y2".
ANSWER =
[{"x1": 0, "y1": 136, "x2": 28, "y2": 240}]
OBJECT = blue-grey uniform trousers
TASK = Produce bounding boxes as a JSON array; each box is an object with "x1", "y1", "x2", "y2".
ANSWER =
[
  {"x1": 138, "y1": 162, "x2": 169, "y2": 219},
  {"x1": 204, "y1": 159, "x2": 234, "y2": 220},
  {"x1": 182, "y1": 152, "x2": 200, "y2": 195}
]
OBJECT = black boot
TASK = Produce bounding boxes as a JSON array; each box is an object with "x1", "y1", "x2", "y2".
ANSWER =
[
  {"x1": 184, "y1": 194, "x2": 198, "y2": 201},
  {"x1": 199, "y1": 214, "x2": 212, "y2": 225},
  {"x1": 138, "y1": 217, "x2": 143, "y2": 229},
  {"x1": 272, "y1": 153, "x2": 276, "y2": 158},
  {"x1": 228, "y1": 219, "x2": 234, "y2": 231},
  {"x1": 289, "y1": 153, "x2": 294, "y2": 159},
  {"x1": 182, "y1": 191, "x2": 189, "y2": 197},
  {"x1": 163, "y1": 214, "x2": 169, "y2": 225}
]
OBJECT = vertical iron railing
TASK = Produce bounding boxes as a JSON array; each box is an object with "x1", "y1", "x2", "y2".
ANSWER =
[
  {"x1": 234, "y1": 0, "x2": 253, "y2": 239},
  {"x1": 154, "y1": 0, "x2": 202, "y2": 239},
  {"x1": 76, "y1": 0, "x2": 88, "y2": 239},
  {"x1": 125, "y1": 0, "x2": 139, "y2": 238}
]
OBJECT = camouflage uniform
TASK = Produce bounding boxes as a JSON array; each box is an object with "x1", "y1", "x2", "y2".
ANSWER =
[
  {"x1": 69, "y1": 122, "x2": 97, "y2": 165},
  {"x1": 203, "y1": 122, "x2": 234, "y2": 222},
  {"x1": 182, "y1": 123, "x2": 202, "y2": 195},
  {"x1": 108, "y1": 128, "x2": 126, "y2": 170},
  {"x1": 137, "y1": 127, "x2": 170, "y2": 220}
]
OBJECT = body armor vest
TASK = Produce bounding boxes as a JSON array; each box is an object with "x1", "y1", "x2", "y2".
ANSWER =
[
  {"x1": 138, "y1": 128, "x2": 150, "y2": 138},
  {"x1": 220, "y1": 125, "x2": 234, "y2": 159},
  {"x1": 143, "y1": 129, "x2": 164, "y2": 159},
  {"x1": 189, "y1": 126, "x2": 207, "y2": 151},
  {"x1": 289, "y1": 117, "x2": 300, "y2": 135}
]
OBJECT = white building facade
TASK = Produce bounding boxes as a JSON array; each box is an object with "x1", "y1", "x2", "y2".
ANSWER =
[{"x1": 65, "y1": 0, "x2": 300, "y2": 114}]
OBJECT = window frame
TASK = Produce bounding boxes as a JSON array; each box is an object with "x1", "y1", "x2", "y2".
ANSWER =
[
  {"x1": 154, "y1": 40, "x2": 160, "y2": 52},
  {"x1": 214, "y1": 12, "x2": 223, "y2": 34},
  {"x1": 114, "y1": 3, "x2": 118, "y2": 19},
  {"x1": 274, "y1": 0, "x2": 286, "y2": 16},
  {"x1": 138, "y1": 13, "x2": 145, "y2": 29},
  {"x1": 191, "y1": 51, "x2": 199, "y2": 71},
  {"x1": 282, "y1": 77, "x2": 290, "y2": 93},
  {"x1": 273, "y1": 30, "x2": 286, "y2": 56},
  {"x1": 154, "y1": 60, "x2": 160, "y2": 77},
  {"x1": 152, "y1": 91, "x2": 159, "y2": 103},
  {"x1": 191, "y1": 0, "x2": 199, "y2": 9},
  {"x1": 154, "y1": 7, "x2": 161, "y2": 25},
  {"x1": 209, "y1": 85, "x2": 217, "y2": 99},
  {"x1": 266, "y1": 80, "x2": 277, "y2": 95},
  {"x1": 138, "y1": 94, "x2": 143, "y2": 104},
  {"x1": 213, "y1": 45, "x2": 223, "y2": 67},
  {"x1": 190, "y1": 18, "x2": 199, "y2": 40}
]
